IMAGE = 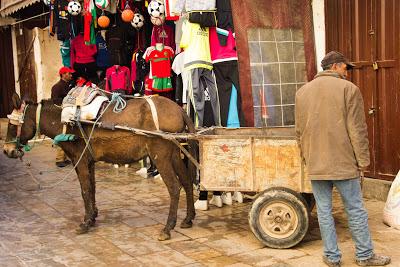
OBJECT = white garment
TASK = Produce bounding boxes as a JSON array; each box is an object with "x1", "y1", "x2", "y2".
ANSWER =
[
  {"x1": 172, "y1": 52, "x2": 185, "y2": 75},
  {"x1": 174, "y1": 17, "x2": 186, "y2": 53},
  {"x1": 174, "y1": 0, "x2": 216, "y2": 13}
]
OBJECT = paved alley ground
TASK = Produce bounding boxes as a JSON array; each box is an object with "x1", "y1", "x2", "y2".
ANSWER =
[{"x1": 0, "y1": 141, "x2": 399, "y2": 267}]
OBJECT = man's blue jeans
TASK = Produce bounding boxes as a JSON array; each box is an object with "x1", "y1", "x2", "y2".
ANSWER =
[{"x1": 311, "y1": 178, "x2": 374, "y2": 262}]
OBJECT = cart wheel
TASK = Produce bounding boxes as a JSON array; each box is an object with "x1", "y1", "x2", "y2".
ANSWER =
[{"x1": 249, "y1": 187, "x2": 309, "y2": 248}]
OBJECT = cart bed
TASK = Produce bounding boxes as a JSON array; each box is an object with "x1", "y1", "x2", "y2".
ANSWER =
[{"x1": 197, "y1": 127, "x2": 311, "y2": 193}]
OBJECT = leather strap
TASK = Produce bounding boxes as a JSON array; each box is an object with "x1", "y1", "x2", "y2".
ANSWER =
[{"x1": 144, "y1": 96, "x2": 160, "y2": 131}]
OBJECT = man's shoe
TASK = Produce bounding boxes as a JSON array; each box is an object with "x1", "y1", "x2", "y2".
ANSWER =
[
  {"x1": 356, "y1": 254, "x2": 391, "y2": 266},
  {"x1": 147, "y1": 170, "x2": 159, "y2": 178},
  {"x1": 323, "y1": 256, "x2": 341, "y2": 267},
  {"x1": 209, "y1": 195, "x2": 223, "y2": 208},
  {"x1": 136, "y1": 167, "x2": 148, "y2": 178},
  {"x1": 194, "y1": 199, "x2": 208, "y2": 211},
  {"x1": 233, "y1": 191, "x2": 244, "y2": 203},
  {"x1": 56, "y1": 160, "x2": 71, "y2": 168},
  {"x1": 221, "y1": 192, "x2": 233, "y2": 205}
]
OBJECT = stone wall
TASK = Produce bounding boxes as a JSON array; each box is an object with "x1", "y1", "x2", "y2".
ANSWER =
[{"x1": 35, "y1": 27, "x2": 61, "y2": 101}]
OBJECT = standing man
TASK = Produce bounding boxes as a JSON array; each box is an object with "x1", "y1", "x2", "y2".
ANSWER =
[
  {"x1": 295, "y1": 51, "x2": 391, "y2": 267},
  {"x1": 51, "y1": 66, "x2": 75, "y2": 167}
]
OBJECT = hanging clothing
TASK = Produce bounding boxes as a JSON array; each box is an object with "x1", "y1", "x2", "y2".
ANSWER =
[
  {"x1": 145, "y1": 45, "x2": 175, "y2": 92},
  {"x1": 54, "y1": 0, "x2": 70, "y2": 41},
  {"x1": 172, "y1": 52, "x2": 185, "y2": 104},
  {"x1": 145, "y1": 45, "x2": 175, "y2": 78},
  {"x1": 180, "y1": 21, "x2": 212, "y2": 71},
  {"x1": 164, "y1": 0, "x2": 179, "y2": 20},
  {"x1": 60, "y1": 39, "x2": 71, "y2": 67},
  {"x1": 151, "y1": 25, "x2": 176, "y2": 51},
  {"x1": 183, "y1": 68, "x2": 221, "y2": 127},
  {"x1": 227, "y1": 85, "x2": 240, "y2": 128},
  {"x1": 213, "y1": 60, "x2": 244, "y2": 127},
  {"x1": 70, "y1": 34, "x2": 97, "y2": 66},
  {"x1": 131, "y1": 50, "x2": 149, "y2": 95},
  {"x1": 105, "y1": 65, "x2": 132, "y2": 94},
  {"x1": 173, "y1": 0, "x2": 216, "y2": 13},
  {"x1": 216, "y1": 0, "x2": 234, "y2": 46},
  {"x1": 106, "y1": 26, "x2": 128, "y2": 66},
  {"x1": 83, "y1": 0, "x2": 97, "y2": 45},
  {"x1": 95, "y1": 34, "x2": 111, "y2": 69},
  {"x1": 209, "y1": 27, "x2": 237, "y2": 63},
  {"x1": 73, "y1": 62, "x2": 98, "y2": 82},
  {"x1": 174, "y1": 17, "x2": 185, "y2": 54}
]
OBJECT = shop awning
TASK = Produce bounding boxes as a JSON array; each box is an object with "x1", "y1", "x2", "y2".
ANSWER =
[{"x1": 0, "y1": 0, "x2": 41, "y2": 17}]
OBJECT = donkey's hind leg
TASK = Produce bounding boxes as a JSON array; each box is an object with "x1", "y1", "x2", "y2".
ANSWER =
[
  {"x1": 172, "y1": 150, "x2": 195, "y2": 228},
  {"x1": 150, "y1": 149, "x2": 181, "y2": 241}
]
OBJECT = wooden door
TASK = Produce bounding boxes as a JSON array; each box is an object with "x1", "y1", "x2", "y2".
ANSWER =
[
  {"x1": 16, "y1": 27, "x2": 37, "y2": 102},
  {"x1": 0, "y1": 27, "x2": 16, "y2": 118},
  {"x1": 325, "y1": 0, "x2": 400, "y2": 181}
]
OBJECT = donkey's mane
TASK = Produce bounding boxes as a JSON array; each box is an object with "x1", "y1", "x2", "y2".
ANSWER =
[{"x1": 40, "y1": 99, "x2": 54, "y2": 106}]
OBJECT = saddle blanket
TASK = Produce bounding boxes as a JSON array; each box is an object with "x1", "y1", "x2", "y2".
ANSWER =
[
  {"x1": 62, "y1": 85, "x2": 102, "y2": 108},
  {"x1": 61, "y1": 95, "x2": 109, "y2": 123}
]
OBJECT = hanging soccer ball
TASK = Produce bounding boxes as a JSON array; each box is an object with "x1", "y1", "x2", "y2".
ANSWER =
[
  {"x1": 98, "y1": 15, "x2": 110, "y2": 28},
  {"x1": 150, "y1": 14, "x2": 165, "y2": 26},
  {"x1": 43, "y1": 0, "x2": 50, "y2": 6},
  {"x1": 147, "y1": 0, "x2": 165, "y2": 18},
  {"x1": 95, "y1": 0, "x2": 109, "y2": 10},
  {"x1": 67, "y1": 1, "x2": 81, "y2": 16},
  {"x1": 131, "y1": 13, "x2": 144, "y2": 29},
  {"x1": 121, "y1": 8, "x2": 134, "y2": 22}
]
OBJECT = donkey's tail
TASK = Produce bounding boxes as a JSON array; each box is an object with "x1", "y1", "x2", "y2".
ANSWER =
[{"x1": 181, "y1": 109, "x2": 195, "y2": 133}]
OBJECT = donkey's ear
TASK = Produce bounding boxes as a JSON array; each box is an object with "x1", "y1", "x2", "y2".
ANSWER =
[
  {"x1": 11, "y1": 92, "x2": 21, "y2": 109},
  {"x1": 21, "y1": 94, "x2": 34, "y2": 105}
]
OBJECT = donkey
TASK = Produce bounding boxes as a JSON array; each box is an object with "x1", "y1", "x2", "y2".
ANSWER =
[{"x1": 3, "y1": 93, "x2": 196, "y2": 241}]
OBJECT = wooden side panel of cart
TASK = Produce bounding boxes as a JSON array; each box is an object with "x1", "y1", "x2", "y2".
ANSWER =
[{"x1": 199, "y1": 133, "x2": 311, "y2": 193}]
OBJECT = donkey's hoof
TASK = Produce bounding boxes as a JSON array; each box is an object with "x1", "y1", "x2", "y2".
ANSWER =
[
  {"x1": 158, "y1": 231, "x2": 171, "y2": 241},
  {"x1": 180, "y1": 220, "x2": 193, "y2": 229},
  {"x1": 76, "y1": 223, "x2": 89, "y2": 234}
]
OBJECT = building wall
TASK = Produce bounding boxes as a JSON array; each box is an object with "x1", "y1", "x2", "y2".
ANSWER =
[
  {"x1": 312, "y1": 0, "x2": 325, "y2": 72},
  {"x1": 35, "y1": 27, "x2": 61, "y2": 101}
]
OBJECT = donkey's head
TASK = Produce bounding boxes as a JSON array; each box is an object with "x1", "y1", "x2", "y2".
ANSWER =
[{"x1": 3, "y1": 93, "x2": 36, "y2": 158}]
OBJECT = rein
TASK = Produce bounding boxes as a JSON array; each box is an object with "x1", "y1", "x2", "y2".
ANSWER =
[{"x1": 5, "y1": 103, "x2": 42, "y2": 152}]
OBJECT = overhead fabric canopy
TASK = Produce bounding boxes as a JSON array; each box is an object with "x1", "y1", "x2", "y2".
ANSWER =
[{"x1": 0, "y1": 0, "x2": 41, "y2": 17}]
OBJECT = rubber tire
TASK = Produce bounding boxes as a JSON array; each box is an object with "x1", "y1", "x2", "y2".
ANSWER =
[{"x1": 248, "y1": 187, "x2": 309, "y2": 249}]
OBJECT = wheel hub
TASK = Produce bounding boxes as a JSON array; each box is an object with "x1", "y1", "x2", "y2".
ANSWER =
[{"x1": 259, "y1": 201, "x2": 299, "y2": 239}]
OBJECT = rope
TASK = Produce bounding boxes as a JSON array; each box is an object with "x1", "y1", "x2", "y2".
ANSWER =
[
  {"x1": 110, "y1": 92, "x2": 126, "y2": 113},
  {"x1": 19, "y1": 97, "x2": 117, "y2": 191}
]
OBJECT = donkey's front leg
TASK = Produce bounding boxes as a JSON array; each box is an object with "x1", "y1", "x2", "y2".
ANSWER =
[{"x1": 75, "y1": 159, "x2": 97, "y2": 234}]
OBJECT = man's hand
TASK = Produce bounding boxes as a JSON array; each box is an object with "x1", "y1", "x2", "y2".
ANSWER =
[{"x1": 358, "y1": 166, "x2": 368, "y2": 172}]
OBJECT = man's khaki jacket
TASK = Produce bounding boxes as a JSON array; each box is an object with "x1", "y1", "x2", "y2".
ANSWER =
[{"x1": 295, "y1": 70, "x2": 370, "y2": 180}]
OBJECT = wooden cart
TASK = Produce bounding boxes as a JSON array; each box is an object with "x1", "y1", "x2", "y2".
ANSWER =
[
  {"x1": 78, "y1": 119, "x2": 313, "y2": 248},
  {"x1": 196, "y1": 127, "x2": 313, "y2": 249}
]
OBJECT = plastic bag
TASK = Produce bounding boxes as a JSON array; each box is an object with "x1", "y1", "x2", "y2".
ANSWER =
[{"x1": 383, "y1": 170, "x2": 400, "y2": 230}]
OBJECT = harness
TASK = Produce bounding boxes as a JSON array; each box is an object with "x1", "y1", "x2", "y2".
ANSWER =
[{"x1": 6, "y1": 103, "x2": 42, "y2": 151}]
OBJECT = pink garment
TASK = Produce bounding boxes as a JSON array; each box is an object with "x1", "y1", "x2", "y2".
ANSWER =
[
  {"x1": 105, "y1": 65, "x2": 132, "y2": 94},
  {"x1": 151, "y1": 25, "x2": 176, "y2": 51},
  {"x1": 70, "y1": 34, "x2": 97, "y2": 66},
  {"x1": 209, "y1": 27, "x2": 238, "y2": 63}
]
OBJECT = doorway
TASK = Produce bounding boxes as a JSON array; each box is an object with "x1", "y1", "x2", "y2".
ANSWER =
[{"x1": 325, "y1": 0, "x2": 400, "y2": 180}]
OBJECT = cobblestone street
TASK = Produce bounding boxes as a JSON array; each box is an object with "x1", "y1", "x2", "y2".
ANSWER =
[{"x1": 0, "y1": 141, "x2": 398, "y2": 266}]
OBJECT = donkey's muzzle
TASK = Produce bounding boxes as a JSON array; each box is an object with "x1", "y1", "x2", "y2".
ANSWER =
[{"x1": 3, "y1": 148, "x2": 23, "y2": 159}]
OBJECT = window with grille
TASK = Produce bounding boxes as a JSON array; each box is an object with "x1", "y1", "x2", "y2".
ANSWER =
[{"x1": 248, "y1": 28, "x2": 307, "y2": 127}]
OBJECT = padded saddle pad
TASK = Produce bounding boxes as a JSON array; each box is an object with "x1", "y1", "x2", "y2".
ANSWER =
[
  {"x1": 61, "y1": 95, "x2": 109, "y2": 123},
  {"x1": 62, "y1": 85, "x2": 102, "y2": 108}
]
